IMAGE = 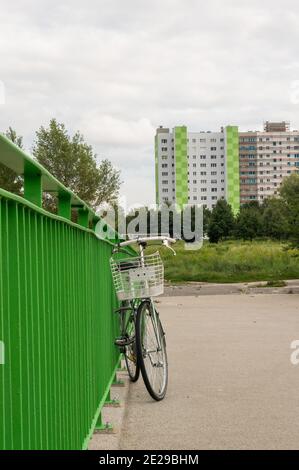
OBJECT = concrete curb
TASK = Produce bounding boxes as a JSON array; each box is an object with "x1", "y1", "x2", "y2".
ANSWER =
[
  {"x1": 163, "y1": 280, "x2": 299, "y2": 297},
  {"x1": 88, "y1": 369, "x2": 130, "y2": 450}
]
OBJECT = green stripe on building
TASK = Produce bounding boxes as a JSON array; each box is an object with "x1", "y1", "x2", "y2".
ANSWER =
[
  {"x1": 155, "y1": 134, "x2": 159, "y2": 204},
  {"x1": 226, "y1": 126, "x2": 240, "y2": 215},
  {"x1": 174, "y1": 126, "x2": 188, "y2": 207}
]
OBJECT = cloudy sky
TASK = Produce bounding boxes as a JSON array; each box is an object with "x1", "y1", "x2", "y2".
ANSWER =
[{"x1": 1, "y1": 0, "x2": 299, "y2": 207}]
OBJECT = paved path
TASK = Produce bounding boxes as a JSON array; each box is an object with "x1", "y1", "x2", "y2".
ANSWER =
[
  {"x1": 119, "y1": 294, "x2": 299, "y2": 450},
  {"x1": 164, "y1": 279, "x2": 299, "y2": 296}
]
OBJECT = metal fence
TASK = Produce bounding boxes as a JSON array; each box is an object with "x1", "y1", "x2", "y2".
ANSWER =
[{"x1": 0, "y1": 134, "x2": 125, "y2": 449}]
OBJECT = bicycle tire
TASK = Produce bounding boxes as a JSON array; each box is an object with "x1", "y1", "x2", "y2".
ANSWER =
[
  {"x1": 124, "y1": 316, "x2": 140, "y2": 382},
  {"x1": 135, "y1": 299, "x2": 168, "y2": 401}
]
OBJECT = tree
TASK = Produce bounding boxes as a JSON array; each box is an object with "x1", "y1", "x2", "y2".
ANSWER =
[
  {"x1": 0, "y1": 127, "x2": 23, "y2": 194},
  {"x1": 96, "y1": 159, "x2": 122, "y2": 207},
  {"x1": 33, "y1": 119, "x2": 121, "y2": 209},
  {"x1": 207, "y1": 199, "x2": 235, "y2": 243},
  {"x1": 261, "y1": 198, "x2": 289, "y2": 240},
  {"x1": 235, "y1": 205, "x2": 262, "y2": 240},
  {"x1": 203, "y1": 206, "x2": 212, "y2": 236},
  {"x1": 280, "y1": 173, "x2": 299, "y2": 244}
]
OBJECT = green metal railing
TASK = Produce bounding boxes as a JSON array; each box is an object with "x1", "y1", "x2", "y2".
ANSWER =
[{"x1": 0, "y1": 134, "x2": 126, "y2": 449}]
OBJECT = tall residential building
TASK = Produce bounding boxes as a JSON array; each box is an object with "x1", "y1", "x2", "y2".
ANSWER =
[
  {"x1": 155, "y1": 125, "x2": 240, "y2": 213},
  {"x1": 239, "y1": 122, "x2": 299, "y2": 204}
]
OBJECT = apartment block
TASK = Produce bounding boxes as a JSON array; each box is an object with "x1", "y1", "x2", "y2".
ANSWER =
[
  {"x1": 239, "y1": 122, "x2": 299, "y2": 204},
  {"x1": 155, "y1": 125, "x2": 240, "y2": 213}
]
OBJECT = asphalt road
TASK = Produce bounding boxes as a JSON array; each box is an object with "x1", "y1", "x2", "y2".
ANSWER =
[{"x1": 119, "y1": 294, "x2": 299, "y2": 450}]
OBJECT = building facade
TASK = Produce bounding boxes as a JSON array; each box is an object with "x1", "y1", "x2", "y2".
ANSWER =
[
  {"x1": 239, "y1": 122, "x2": 299, "y2": 204},
  {"x1": 155, "y1": 125, "x2": 240, "y2": 213},
  {"x1": 155, "y1": 121, "x2": 299, "y2": 211}
]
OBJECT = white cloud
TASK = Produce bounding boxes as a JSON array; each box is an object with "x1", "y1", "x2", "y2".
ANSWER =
[
  {"x1": 79, "y1": 114, "x2": 154, "y2": 148},
  {"x1": 1, "y1": 0, "x2": 299, "y2": 206}
]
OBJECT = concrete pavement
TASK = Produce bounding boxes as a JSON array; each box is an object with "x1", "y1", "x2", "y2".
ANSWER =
[
  {"x1": 163, "y1": 279, "x2": 299, "y2": 296},
  {"x1": 118, "y1": 294, "x2": 299, "y2": 450}
]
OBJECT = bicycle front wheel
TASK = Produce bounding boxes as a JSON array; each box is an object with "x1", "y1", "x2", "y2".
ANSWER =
[{"x1": 136, "y1": 300, "x2": 168, "y2": 401}]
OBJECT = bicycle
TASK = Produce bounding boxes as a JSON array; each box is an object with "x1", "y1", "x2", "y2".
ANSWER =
[{"x1": 110, "y1": 236, "x2": 176, "y2": 401}]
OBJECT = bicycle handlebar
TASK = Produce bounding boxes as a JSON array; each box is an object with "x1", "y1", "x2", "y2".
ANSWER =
[{"x1": 118, "y1": 236, "x2": 176, "y2": 248}]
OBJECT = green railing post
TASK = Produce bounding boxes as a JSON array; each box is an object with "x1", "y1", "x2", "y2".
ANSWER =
[
  {"x1": 104, "y1": 389, "x2": 120, "y2": 407},
  {"x1": 77, "y1": 207, "x2": 89, "y2": 228},
  {"x1": 95, "y1": 412, "x2": 113, "y2": 432},
  {"x1": 24, "y1": 161, "x2": 42, "y2": 207},
  {"x1": 58, "y1": 191, "x2": 71, "y2": 219}
]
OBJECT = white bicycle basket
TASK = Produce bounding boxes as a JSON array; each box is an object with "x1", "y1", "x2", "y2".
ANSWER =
[{"x1": 110, "y1": 252, "x2": 164, "y2": 301}]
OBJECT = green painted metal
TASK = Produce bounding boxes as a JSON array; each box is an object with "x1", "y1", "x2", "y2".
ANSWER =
[
  {"x1": 155, "y1": 134, "x2": 159, "y2": 204},
  {"x1": 58, "y1": 191, "x2": 71, "y2": 219},
  {"x1": 78, "y1": 207, "x2": 90, "y2": 228},
  {"x1": 0, "y1": 135, "x2": 132, "y2": 450},
  {"x1": 24, "y1": 161, "x2": 42, "y2": 207},
  {"x1": 225, "y1": 126, "x2": 240, "y2": 215},
  {"x1": 174, "y1": 126, "x2": 188, "y2": 208}
]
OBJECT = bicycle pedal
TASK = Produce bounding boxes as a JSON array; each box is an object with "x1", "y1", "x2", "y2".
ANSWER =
[{"x1": 115, "y1": 337, "x2": 130, "y2": 347}]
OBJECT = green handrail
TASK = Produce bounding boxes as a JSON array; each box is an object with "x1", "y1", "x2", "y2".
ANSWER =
[{"x1": 0, "y1": 135, "x2": 128, "y2": 449}]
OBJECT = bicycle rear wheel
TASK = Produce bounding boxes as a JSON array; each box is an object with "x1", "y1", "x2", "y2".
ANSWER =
[
  {"x1": 135, "y1": 300, "x2": 168, "y2": 401},
  {"x1": 124, "y1": 315, "x2": 140, "y2": 382}
]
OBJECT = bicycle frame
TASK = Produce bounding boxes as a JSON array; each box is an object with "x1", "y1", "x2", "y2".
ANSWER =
[
  {"x1": 138, "y1": 242, "x2": 162, "y2": 351},
  {"x1": 113, "y1": 235, "x2": 176, "y2": 355}
]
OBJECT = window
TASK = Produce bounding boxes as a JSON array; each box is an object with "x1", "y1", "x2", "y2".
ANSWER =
[
  {"x1": 211, "y1": 163, "x2": 217, "y2": 168},
  {"x1": 200, "y1": 138, "x2": 206, "y2": 143},
  {"x1": 162, "y1": 163, "x2": 168, "y2": 168},
  {"x1": 211, "y1": 155, "x2": 217, "y2": 159},
  {"x1": 211, "y1": 188, "x2": 217, "y2": 192},
  {"x1": 162, "y1": 189, "x2": 168, "y2": 193},
  {"x1": 161, "y1": 155, "x2": 167, "y2": 160},
  {"x1": 161, "y1": 147, "x2": 168, "y2": 151},
  {"x1": 200, "y1": 163, "x2": 206, "y2": 168},
  {"x1": 192, "y1": 138, "x2": 196, "y2": 143},
  {"x1": 162, "y1": 180, "x2": 168, "y2": 184},
  {"x1": 162, "y1": 172, "x2": 168, "y2": 176},
  {"x1": 193, "y1": 180, "x2": 197, "y2": 184},
  {"x1": 201, "y1": 196, "x2": 207, "y2": 201},
  {"x1": 200, "y1": 155, "x2": 206, "y2": 159},
  {"x1": 161, "y1": 139, "x2": 167, "y2": 144},
  {"x1": 211, "y1": 147, "x2": 217, "y2": 151},
  {"x1": 193, "y1": 196, "x2": 197, "y2": 201},
  {"x1": 193, "y1": 163, "x2": 196, "y2": 168}
]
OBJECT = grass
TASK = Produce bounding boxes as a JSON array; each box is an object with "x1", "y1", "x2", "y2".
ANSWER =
[{"x1": 153, "y1": 239, "x2": 299, "y2": 284}]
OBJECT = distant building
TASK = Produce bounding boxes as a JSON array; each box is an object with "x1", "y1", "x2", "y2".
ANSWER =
[
  {"x1": 155, "y1": 125, "x2": 240, "y2": 214},
  {"x1": 263, "y1": 121, "x2": 290, "y2": 133},
  {"x1": 155, "y1": 122, "x2": 299, "y2": 211},
  {"x1": 239, "y1": 122, "x2": 299, "y2": 205}
]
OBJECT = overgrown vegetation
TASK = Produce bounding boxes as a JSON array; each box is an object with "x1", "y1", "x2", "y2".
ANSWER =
[
  {"x1": 204, "y1": 174, "x2": 299, "y2": 246},
  {"x1": 158, "y1": 240, "x2": 299, "y2": 283}
]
